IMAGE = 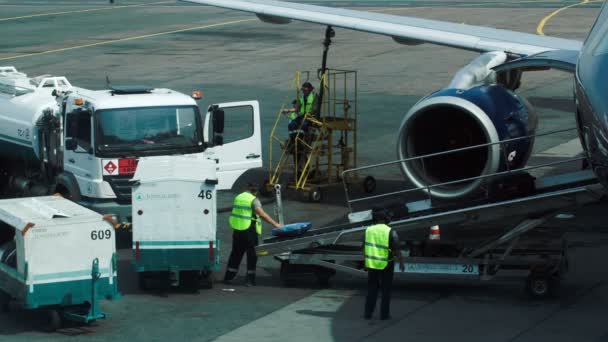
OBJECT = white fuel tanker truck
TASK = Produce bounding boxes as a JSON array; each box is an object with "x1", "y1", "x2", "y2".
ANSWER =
[{"x1": 0, "y1": 66, "x2": 263, "y2": 226}]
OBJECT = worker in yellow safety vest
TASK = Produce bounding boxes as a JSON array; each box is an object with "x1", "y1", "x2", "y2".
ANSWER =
[
  {"x1": 363, "y1": 208, "x2": 404, "y2": 320},
  {"x1": 282, "y1": 82, "x2": 318, "y2": 174},
  {"x1": 283, "y1": 81, "x2": 319, "y2": 122},
  {"x1": 224, "y1": 184, "x2": 282, "y2": 286}
]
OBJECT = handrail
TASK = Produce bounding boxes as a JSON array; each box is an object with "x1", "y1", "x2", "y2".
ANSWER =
[
  {"x1": 341, "y1": 127, "x2": 583, "y2": 211},
  {"x1": 343, "y1": 127, "x2": 577, "y2": 175},
  {"x1": 348, "y1": 157, "x2": 585, "y2": 205}
]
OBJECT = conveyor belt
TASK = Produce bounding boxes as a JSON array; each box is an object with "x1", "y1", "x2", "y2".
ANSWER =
[
  {"x1": 257, "y1": 170, "x2": 603, "y2": 256},
  {"x1": 263, "y1": 220, "x2": 371, "y2": 244}
]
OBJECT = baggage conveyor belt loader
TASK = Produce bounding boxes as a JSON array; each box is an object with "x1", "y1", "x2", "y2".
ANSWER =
[
  {"x1": 0, "y1": 196, "x2": 119, "y2": 331},
  {"x1": 256, "y1": 131, "x2": 605, "y2": 298}
]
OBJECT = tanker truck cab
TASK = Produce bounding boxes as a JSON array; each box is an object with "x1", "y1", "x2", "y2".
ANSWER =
[
  {"x1": 59, "y1": 86, "x2": 206, "y2": 223},
  {"x1": 0, "y1": 67, "x2": 263, "y2": 226},
  {"x1": 60, "y1": 86, "x2": 263, "y2": 224}
]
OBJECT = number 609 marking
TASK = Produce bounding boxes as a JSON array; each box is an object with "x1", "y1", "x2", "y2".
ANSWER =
[{"x1": 91, "y1": 230, "x2": 112, "y2": 240}]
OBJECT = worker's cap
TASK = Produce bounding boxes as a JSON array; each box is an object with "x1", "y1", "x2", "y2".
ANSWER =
[
  {"x1": 371, "y1": 207, "x2": 392, "y2": 223},
  {"x1": 301, "y1": 82, "x2": 314, "y2": 90}
]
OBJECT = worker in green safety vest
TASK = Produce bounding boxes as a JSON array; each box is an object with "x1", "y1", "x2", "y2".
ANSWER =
[
  {"x1": 224, "y1": 184, "x2": 282, "y2": 286},
  {"x1": 363, "y1": 208, "x2": 404, "y2": 320},
  {"x1": 283, "y1": 81, "x2": 319, "y2": 122},
  {"x1": 282, "y1": 82, "x2": 319, "y2": 174}
]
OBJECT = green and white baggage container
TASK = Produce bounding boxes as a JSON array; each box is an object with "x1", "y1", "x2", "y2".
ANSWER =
[
  {"x1": 132, "y1": 156, "x2": 219, "y2": 290},
  {"x1": 0, "y1": 196, "x2": 119, "y2": 331}
]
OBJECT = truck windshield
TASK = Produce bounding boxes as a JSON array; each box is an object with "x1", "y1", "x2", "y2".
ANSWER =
[{"x1": 96, "y1": 106, "x2": 202, "y2": 153}]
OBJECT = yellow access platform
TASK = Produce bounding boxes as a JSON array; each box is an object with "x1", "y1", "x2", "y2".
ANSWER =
[{"x1": 264, "y1": 69, "x2": 375, "y2": 202}]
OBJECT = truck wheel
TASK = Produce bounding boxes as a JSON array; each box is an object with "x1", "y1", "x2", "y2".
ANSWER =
[{"x1": 42, "y1": 309, "x2": 62, "y2": 332}]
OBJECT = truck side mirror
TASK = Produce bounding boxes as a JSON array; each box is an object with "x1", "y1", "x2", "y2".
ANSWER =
[
  {"x1": 65, "y1": 138, "x2": 78, "y2": 151},
  {"x1": 213, "y1": 135, "x2": 223, "y2": 146},
  {"x1": 212, "y1": 109, "x2": 224, "y2": 134}
]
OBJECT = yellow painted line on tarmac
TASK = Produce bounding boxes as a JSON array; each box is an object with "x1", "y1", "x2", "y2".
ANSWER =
[
  {"x1": 0, "y1": 18, "x2": 256, "y2": 61},
  {"x1": 0, "y1": 1, "x2": 175, "y2": 22},
  {"x1": 536, "y1": 0, "x2": 600, "y2": 35}
]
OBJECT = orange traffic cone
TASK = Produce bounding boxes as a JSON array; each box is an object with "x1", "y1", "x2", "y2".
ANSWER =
[{"x1": 429, "y1": 225, "x2": 440, "y2": 240}]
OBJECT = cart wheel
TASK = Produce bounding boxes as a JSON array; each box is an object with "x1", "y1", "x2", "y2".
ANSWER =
[
  {"x1": 308, "y1": 188, "x2": 322, "y2": 203},
  {"x1": 138, "y1": 272, "x2": 149, "y2": 291},
  {"x1": 362, "y1": 176, "x2": 376, "y2": 194},
  {"x1": 43, "y1": 309, "x2": 62, "y2": 332},
  {"x1": 526, "y1": 274, "x2": 559, "y2": 299},
  {"x1": 200, "y1": 271, "x2": 214, "y2": 290}
]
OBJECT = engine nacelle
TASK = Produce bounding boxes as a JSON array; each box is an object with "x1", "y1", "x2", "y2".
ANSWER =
[{"x1": 397, "y1": 85, "x2": 537, "y2": 199}]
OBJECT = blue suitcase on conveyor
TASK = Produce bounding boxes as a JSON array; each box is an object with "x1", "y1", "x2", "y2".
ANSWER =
[{"x1": 272, "y1": 222, "x2": 312, "y2": 237}]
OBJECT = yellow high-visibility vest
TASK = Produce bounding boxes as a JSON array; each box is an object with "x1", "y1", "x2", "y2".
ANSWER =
[
  {"x1": 229, "y1": 192, "x2": 262, "y2": 235},
  {"x1": 364, "y1": 224, "x2": 391, "y2": 270},
  {"x1": 298, "y1": 92, "x2": 316, "y2": 116}
]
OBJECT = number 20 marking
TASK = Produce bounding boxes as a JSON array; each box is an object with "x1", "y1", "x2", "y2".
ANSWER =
[{"x1": 461, "y1": 265, "x2": 475, "y2": 273}]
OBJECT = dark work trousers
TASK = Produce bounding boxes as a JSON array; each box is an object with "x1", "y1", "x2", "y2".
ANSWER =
[
  {"x1": 225, "y1": 224, "x2": 259, "y2": 279},
  {"x1": 364, "y1": 262, "x2": 394, "y2": 319}
]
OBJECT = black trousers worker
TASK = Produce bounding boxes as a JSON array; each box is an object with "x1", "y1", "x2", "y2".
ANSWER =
[
  {"x1": 365, "y1": 262, "x2": 395, "y2": 320},
  {"x1": 225, "y1": 223, "x2": 258, "y2": 284},
  {"x1": 363, "y1": 207, "x2": 404, "y2": 320}
]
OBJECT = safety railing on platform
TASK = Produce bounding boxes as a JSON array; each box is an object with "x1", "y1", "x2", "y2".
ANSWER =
[{"x1": 266, "y1": 69, "x2": 359, "y2": 197}]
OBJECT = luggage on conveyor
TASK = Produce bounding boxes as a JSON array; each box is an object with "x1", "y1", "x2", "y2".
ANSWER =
[{"x1": 272, "y1": 222, "x2": 312, "y2": 237}]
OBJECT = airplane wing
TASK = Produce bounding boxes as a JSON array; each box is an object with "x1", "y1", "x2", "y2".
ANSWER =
[{"x1": 181, "y1": 0, "x2": 582, "y2": 56}]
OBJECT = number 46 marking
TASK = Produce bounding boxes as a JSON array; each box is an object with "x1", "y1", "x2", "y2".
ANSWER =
[{"x1": 198, "y1": 190, "x2": 213, "y2": 200}]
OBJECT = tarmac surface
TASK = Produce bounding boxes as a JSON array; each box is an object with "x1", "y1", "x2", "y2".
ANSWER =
[{"x1": 0, "y1": 0, "x2": 607, "y2": 341}]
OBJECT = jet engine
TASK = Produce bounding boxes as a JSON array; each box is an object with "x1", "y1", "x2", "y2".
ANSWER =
[{"x1": 397, "y1": 84, "x2": 537, "y2": 199}]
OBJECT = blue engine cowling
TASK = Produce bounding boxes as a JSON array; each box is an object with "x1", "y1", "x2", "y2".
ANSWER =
[{"x1": 397, "y1": 84, "x2": 537, "y2": 199}]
